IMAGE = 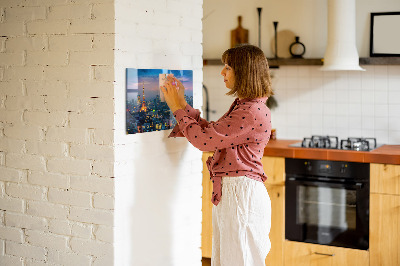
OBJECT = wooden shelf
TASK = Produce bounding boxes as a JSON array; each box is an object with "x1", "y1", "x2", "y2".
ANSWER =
[
  {"x1": 268, "y1": 58, "x2": 323, "y2": 67},
  {"x1": 203, "y1": 58, "x2": 323, "y2": 67},
  {"x1": 203, "y1": 57, "x2": 400, "y2": 67},
  {"x1": 359, "y1": 57, "x2": 400, "y2": 65}
]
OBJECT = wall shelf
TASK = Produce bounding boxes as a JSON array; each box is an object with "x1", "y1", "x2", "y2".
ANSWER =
[
  {"x1": 203, "y1": 58, "x2": 323, "y2": 67},
  {"x1": 203, "y1": 57, "x2": 400, "y2": 67},
  {"x1": 268, "y1": 58, "x2": 323, "y2": 67},
  {"x1": 359, "y1": 57, "x2": 400, "y2": 65}
]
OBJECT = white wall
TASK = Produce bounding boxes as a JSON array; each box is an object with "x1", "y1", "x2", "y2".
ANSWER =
[
  {"x1": 203, "y1": 0, "x2": 400, "y2": 58},
  {"x1": 0, "y1": 0, "x2": 115, "y2": 265},
  {"x1": 203, "y1": 0, "x2": 400, "y2": 145},
  {"x1": 113, "y1": 0, "x2": 203, "y2": 265}
]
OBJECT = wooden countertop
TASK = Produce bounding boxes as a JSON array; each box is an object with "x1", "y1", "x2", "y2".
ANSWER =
[{"x1": 263, "y1": 139, "x2": 400, "y2": 165}]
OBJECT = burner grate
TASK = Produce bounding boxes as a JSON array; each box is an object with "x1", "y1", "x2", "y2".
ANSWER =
[
  {"x1": 340, "y1": 137, "x2": 377, "y2": 151},
  {"x1": 301, "y1": 135, "x2": 339, "y2": 149}
]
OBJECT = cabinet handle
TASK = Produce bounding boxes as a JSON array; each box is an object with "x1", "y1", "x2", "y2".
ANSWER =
[{"x1": 314, "y1": 252, "x2": 335, "y2": 257}]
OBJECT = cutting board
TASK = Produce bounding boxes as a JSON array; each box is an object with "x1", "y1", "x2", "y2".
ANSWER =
[{"x1": 231, "y1": 16, "x2": 249, "y2": 48}]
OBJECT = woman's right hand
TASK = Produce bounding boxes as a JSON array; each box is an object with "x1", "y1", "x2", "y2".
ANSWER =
[{"x1": 168, "y1": 75, "x2": 187, "y2": 108}]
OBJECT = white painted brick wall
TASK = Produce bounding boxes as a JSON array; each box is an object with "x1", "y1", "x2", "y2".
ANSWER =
[
  {"x1": 0, "y1": 167, "x2": 24, "y2": 182},
  {"x1": 70, "y1": 238, "x2": 113, "y2": 257},
  {"x1": 5, "y1": 241, "x2": 47, "y2": 261},
  {"x1": 47, "y1": 158, "x2": 92, "y2": 176},
  {"x1": 47, "y1": 249, "x2": 92, "y2": 266},
  {"x1": 48, "y1": 188, "x2": 92, "y2": 208},
  {"x1": 69, "y1": 207, "x2": 113, "y2": 226},
  {"x1": 5, "y1": 183, "x2": 46, "y2": 201},
  {"x1": 93, "y1": 194, "x2": 114, "y2": 210},
  {"x1": 70, "y1": 175, "x2": 114, "y2": 194},
  {"x1": 26, "y1": 200, "x2": 69, "y2": 220},
  {"x1": 0, "y1": 0, "x2": 115, "y2": 264},
  {"x1": 71, "y1": 222, "x2": 92, "y2": 239},
  {"x1": 25, "y1": 140, "x2": 67, "y2": 158},
  {"x1": 0, "y1": 226, "x2": 24, "y2": 243},
  {"x1": 5, "y1": 213, "x2": 48, "y2": 231},
  {"x1": 94, "y1": 225, "x2": 113, "y2": 242},
  {"x1": 27, "y1": 171, "x2": 69, "y2": 189},
  {"x1": 0, "y1": 197, "x2": 24, "y2": 213},
  {"x1": 25, "y1": 229, "x2": 69, "y2": 251}
]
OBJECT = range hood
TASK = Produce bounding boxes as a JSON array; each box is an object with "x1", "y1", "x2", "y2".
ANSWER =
[{"x1": 320, "y1": 0, "x2": 365, "y2": 71}]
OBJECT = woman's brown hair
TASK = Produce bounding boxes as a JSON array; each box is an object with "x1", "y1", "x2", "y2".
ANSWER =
[{"x1": 221, "y1": 44, "x2": 273, "y2": 99}]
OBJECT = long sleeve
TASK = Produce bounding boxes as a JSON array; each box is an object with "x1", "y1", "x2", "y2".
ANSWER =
[
  {"x1": 172, "y1": 105, "x2": 257, "y2": 152},
  {"x1": 168, "y1": 104, "x2": 210, "y2": 137}
]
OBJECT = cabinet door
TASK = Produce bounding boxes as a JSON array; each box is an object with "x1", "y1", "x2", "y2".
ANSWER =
[
  {"x1": 202, "y1": 152, "x2": 213, "y2": 258},
  {"x1": 370, "y1": 193, "x2": 400, "y2": 266},
  {"x1": 262, "y1": 156, "x2": 285, "y2": 185},
  {"x1": 284, "y1": 241, "x2": 369, "y2": 266},
  {"x1": 265, "y1": 184, "x2": 284, "y2": 266},
  {"x1": 370, "y1": 163, "x2": 400, "y2": 195}
]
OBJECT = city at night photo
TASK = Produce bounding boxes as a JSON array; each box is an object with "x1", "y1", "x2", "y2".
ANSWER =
[{"x1": 126, "y1": 68, "x2": 193, "y2": 134}]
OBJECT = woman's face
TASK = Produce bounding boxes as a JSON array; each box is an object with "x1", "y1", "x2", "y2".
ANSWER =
[{"x1": 220, "y1": 64, "x2": 235, "y2": 89}]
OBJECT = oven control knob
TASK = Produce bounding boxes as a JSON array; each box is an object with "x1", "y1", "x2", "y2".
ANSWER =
[
  {"x1": 305, "y1": 162, "x2": 312, "y2": 171},
  {"x1": 340, "y1": 164, "x2": 347, "y2": 174}
]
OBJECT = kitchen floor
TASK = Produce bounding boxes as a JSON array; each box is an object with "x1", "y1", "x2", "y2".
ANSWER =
[{"x1": 202, "y1": 257, "x2": 211, "y2": 266}]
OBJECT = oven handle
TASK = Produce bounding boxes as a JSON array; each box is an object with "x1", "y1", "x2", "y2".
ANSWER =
[{"x1": 286, "y1": 177, "x2": 364, "y2": 189}]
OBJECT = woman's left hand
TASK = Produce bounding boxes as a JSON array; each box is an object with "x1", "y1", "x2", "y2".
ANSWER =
[{"x1": 160, "y1": 76, "x2": 184, "y2": 113}]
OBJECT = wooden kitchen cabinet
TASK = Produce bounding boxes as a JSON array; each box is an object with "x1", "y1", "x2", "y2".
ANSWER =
[
  {"x1": 202, "y1": 152, "x2": 213, "y2": 258},
  {"x1": 201, "y1": 154, "x2": 286, "y2": 266},
  {"x1": 370, "y1": 163, "x2": 400, "y2": 266},
  {"x1": 264, "y1": 184, "x2": 285, "y2": 266},
  {"x1": 370, "y1": 193, "x2": 400, "y2": 266},
  {"x1": 284, "y1": 241, "x2": 369, "y2": 266},
  {"x1": 261, "y1": 156, "x2": 285, "y2": 185},
  {"x1": 370, "y1": 163, "x2": 400, "y2": 195},
  {"x1": 262, "y1": 156, "x2": 285, "y2": 266}
]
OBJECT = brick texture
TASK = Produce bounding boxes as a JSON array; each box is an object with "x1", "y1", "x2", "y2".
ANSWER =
[
  {"x1": 0, "y1": 0, "x2": 117, "y2": 252},
  {"x1": 5, "y1": 212, "x2": 48, "y2": 231}
]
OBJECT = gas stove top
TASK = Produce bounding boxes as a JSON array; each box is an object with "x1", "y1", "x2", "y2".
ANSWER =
[{"x1": 289, "y1": 135, "x2": 382, "y2": 151}]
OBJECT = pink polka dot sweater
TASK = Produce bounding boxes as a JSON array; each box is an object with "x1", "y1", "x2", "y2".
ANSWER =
[{"x1": 169, "y1": 97, "x2": 272, "y2": 206}]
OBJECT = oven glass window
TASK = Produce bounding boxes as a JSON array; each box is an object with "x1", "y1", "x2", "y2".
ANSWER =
[{"x1": 297, "y1": 186, "x2": 356, "y2": 230}]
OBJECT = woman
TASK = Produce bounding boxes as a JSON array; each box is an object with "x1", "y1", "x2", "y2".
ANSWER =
[{"x1": 161, "y1": 44, "x2": 273, "y2": 266}]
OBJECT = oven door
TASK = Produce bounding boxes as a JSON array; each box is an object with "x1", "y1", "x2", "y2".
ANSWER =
[{"x1": 285, "y1": 177, "x2": 369, "y2": 250}]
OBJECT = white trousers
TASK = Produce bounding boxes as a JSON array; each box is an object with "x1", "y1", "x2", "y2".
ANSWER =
[{"x1": 212, "y1": 176, "x2": 271, "y2": 266}]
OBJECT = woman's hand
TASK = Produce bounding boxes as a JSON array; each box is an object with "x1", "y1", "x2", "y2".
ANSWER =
[
  {"x1": 160, "y1": 76, "x2": 185, "y2": 113},
  {"x1": 172, "y1": 76, "x2": 187, "y2": 108}
]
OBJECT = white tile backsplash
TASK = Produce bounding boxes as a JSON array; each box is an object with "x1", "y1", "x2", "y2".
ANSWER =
[
  {"x1": 389, "y1": 105, "x2": 400, "y2": 117},
  {"x1": 375, "y1": 104, "x2": 389, "y2": 117},
  {"x1": 388, "y1": 91, "x2": 400, "y2": 104},
  {"x1": 203, "y1": 64, "x2": 400, "y2": 145}
]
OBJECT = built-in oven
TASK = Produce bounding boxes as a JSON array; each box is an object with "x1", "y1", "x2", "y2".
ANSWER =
[{"x1": 285, "y1": 158, "x2": 369, "y2": 250}]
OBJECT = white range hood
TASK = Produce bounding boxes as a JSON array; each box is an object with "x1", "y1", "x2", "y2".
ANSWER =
[{"x1": 320, "y1": 0, "x2": 365, "y2": 71}]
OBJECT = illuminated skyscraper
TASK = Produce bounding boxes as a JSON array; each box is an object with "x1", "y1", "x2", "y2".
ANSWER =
[{"x1": 140, "y1": 81, "x2": 147, "y2": 112}]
